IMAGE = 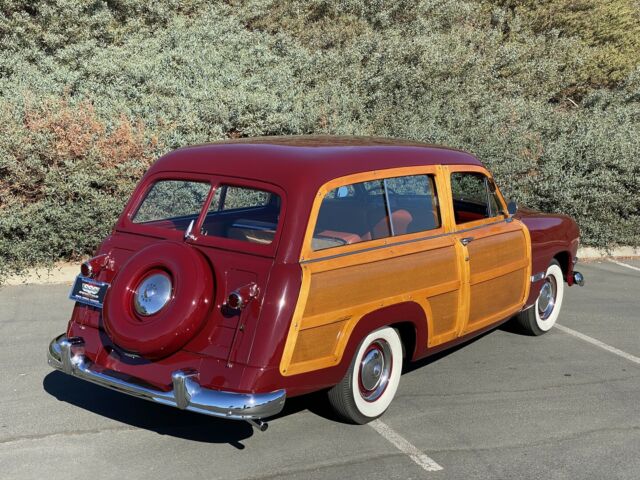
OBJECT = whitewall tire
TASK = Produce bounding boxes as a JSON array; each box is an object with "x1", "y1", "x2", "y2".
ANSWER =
[
  {"x1": 327, "y1": 327, "x2": 403, "y2": 424},
  {"x1": 515, "y1": 259, "x2": 565, "y2": 336}
]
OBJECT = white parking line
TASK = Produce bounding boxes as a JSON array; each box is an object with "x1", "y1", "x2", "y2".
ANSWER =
[
  {"x1": 555, "y1": 324, "x2": 640, "y2": 365},
  {"x1": 369, "y1": 419, "x2": 443, "y2": 472},
  {"x1": 608, "y1": 259, "x2": 640, "y2": 272}
]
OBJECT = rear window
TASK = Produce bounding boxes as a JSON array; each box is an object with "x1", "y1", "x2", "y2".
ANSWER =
[
  {"x1": 133, "y1": 180, "x2": 210, "y2": 229},
  {"x1": 132, "y1": 180, "x2": 281, "y2": 245},
  {"x1": 209, "y1": 185, "x2": 272, "y2": 211}
]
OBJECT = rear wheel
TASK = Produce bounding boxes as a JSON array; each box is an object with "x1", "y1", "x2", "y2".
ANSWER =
[
  {"x1": 327, "y1": 327, "x2": 403, "y2": 424},
  {"x1": 515, "y1": 259, "x2": 565, "y2": 335}
]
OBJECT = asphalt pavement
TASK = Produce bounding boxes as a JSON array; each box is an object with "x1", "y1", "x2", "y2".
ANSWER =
[{"x1": 0, "y1": 259, "x2": 638, "y2": 480}]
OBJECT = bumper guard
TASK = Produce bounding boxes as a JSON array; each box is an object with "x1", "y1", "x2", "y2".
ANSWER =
[{"x1": 47, "y1": 335, "x2": 286, "y2": 423}]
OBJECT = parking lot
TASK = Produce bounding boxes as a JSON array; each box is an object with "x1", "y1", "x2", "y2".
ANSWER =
[{"x1": 1, "y1": 259, "x2": 638, "y2": 479}]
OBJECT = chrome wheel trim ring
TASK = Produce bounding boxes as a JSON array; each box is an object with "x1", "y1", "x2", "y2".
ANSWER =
[
  {"x1": 133, "y1": 272, "x2": 172, "y2": 316},
  {"x1": 358, "y1": 339, "x2": 392, "y2": 402}
]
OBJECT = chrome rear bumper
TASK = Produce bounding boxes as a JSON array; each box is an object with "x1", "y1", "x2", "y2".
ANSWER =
[{"x1": 47, "y1": 335, "x2": 286, "y2": 421}]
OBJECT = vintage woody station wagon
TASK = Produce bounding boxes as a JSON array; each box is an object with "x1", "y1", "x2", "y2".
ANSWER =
[{"x1": 48, "y1": 136, "x2": 584, "y2": 429}]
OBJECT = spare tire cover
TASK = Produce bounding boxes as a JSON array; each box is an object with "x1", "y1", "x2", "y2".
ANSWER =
[{"x1": 103, "y1": 242, "x2": 214, "y2": 359}]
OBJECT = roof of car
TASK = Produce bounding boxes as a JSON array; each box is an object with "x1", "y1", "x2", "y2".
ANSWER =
[
  {"x1": 183, "y1": 135, "x2": 464, "y2": 149},
  {"x1": 148, "y1": 135, "x2": 483, "y2": 190}
]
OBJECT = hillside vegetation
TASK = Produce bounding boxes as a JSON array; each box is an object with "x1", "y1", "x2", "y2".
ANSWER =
[{"x1": 0, "y1": 0, "x2": 639, "y2": 279}]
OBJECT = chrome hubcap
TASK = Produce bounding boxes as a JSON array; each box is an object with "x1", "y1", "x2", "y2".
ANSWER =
[
  {"x1": 359, "y1": 340, "x2": 392, "y2": 402},
  {"x1": 134, "y1": 272, "x2": 172, "y2": 316},
  {"x1": 537, "y1": 276, "x2": 557, "y2": 320}
]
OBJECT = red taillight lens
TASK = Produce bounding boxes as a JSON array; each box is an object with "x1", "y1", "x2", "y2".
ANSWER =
[{"x1": 81, "y1": 254, "x2": 108, "y2": 278}]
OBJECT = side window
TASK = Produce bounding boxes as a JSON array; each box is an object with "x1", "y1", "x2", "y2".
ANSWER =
[
  {"x1": 202, "y1": 185, "x2": 281, "y2": 244},
  {"x1": 385, "y1": 175, "x2": 441, "y2": 235},
  {"x1": 209, "y1": 185, "x2": 272, "y2": 211},
  {"x1": 363, "y1": 180, "x2": 391, "y2": 239},
  {"x1": 311, "y1": 174, "x2": 442, "y2": 251},
  {"x1": 450, "y1": 172, "x2": 503, "y2": 224},
  {"x1": 312, "y1": 180, "x2": 389, "y2": 251}
]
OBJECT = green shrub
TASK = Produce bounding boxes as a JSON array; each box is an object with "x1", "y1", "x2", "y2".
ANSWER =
[
  {"x1": 0, "y1": 98, "x2": 159, "y2": 278},
  {"x1": 485, "y1": 0, "x2": 640, "y2": 89},
  {"x1": 0, "y1": 0, "x2": 638, "y2": 282}
]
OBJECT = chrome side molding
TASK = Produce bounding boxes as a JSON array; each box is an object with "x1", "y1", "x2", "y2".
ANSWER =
[
  {"x1": 532, "y1": 270, "x2": 584, "y2": 286},
  {"x1": 530, "y1": 272, "x2": 545, "y2": 283}
]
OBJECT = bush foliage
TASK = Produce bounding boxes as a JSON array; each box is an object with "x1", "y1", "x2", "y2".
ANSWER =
[{"x1": 0, "y1": 0, "x2": 639, "y2": 280}]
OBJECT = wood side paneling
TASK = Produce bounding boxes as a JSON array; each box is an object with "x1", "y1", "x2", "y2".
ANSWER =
[
  {"x1": 428, "y1": 291, "x2": 459, "y2": 338},
  {"x1": 280, "y1": 164, "x2": 531, "y2": 377},
  {"x1": 459, "y1": 220, "x2": 530, "y2": 334},
  {"x1": 303, "y1": 247, "x2": 458, "y2": 319},
  {"x1": 468, "y1": 230, "x2": 526, "y2": 276},
  {"x1": 281, "y1": 242, "x2": 461, "y2": 374},
  {"x1": 467, "y1": 269, "x2": 525, "y2": 327},
  {"x1": 291, "y1": 320, "x2": 346, "y2": 364}
]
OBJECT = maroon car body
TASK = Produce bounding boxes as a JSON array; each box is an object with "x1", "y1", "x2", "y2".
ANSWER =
[{"x1": 48, "y1": 136, "x2": 583, "y2": 427}]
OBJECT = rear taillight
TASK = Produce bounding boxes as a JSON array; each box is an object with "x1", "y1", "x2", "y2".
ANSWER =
[
  {"x1": 81, "y1": 254, "x2": 109, "y2": 278},
  {"x1": 225, "y1": 282, "x2": 259, "y2": 311}
]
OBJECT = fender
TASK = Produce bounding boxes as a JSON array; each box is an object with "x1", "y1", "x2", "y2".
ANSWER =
[
  {"x1": 339, "y1": 301, "x2": 428, "y2": 367},
  {"x1": 518, "y1": 208, "x2": 580, "y2": 307}
]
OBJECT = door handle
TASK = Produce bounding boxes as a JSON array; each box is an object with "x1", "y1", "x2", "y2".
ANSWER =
[{"x1": 460, "y1": 236, "x2": 474, "y2": 246}]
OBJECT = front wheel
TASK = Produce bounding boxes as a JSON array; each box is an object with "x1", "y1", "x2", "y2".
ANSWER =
[
  {"x1": 515, "y1": 259, "x2": 565, "y2": 335},
  {"x1": 327, "y1": 327, "x2": 403, "y2": 424}
]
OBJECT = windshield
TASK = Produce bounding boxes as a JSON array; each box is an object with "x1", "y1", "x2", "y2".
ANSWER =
[{"x1": 132, "y1": 180, "x2": 281, "y2": 245}]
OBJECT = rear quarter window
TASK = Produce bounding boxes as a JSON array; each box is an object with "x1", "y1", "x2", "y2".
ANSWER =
[{"x1": 202, "y1": 185, "x2": 281, "y2": 244}]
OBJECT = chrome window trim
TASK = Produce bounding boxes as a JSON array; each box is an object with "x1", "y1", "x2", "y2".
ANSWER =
[
  {"x1": 231, "y1": 222, "x2": 276, "y2": 232},
  {"x1": 382, "y1": 178, "x2": 395, "y2": 237}
]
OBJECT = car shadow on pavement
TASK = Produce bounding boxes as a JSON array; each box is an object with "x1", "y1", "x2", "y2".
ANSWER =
[
  {"x1": 43, "y1": 327, "x2": 517, "y2": 436},
  {"x1": 43, "y1": 371, "x2": 254, "y2": 449},
  {"x1": 402, "y1": 328, "x2": 496, "y2": 375},
  {"x1": 275, "y1": 329, "x2": 502, "y2": 425},
  {"x1": 271, "y1": 389, "x2": 339, "y2": 423}
]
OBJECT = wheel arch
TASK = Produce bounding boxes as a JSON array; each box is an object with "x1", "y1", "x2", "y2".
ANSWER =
[
  {"x1": 341, "y1": 301, "x2": 428, "y2": 369},
  {"x1": 527, "y1": 248, "x2": 575, "y2": 306},
  {"x1": 277, "y1": 300, "x2": 428, "y2": 393},
  {"x1": 553, "y1": 250, "x2": 578, "y2": 285}
]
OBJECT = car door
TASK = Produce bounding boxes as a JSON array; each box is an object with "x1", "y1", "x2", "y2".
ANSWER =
[{"x1": 443, "y1": 166, "x2": 531, "y2": 336}]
